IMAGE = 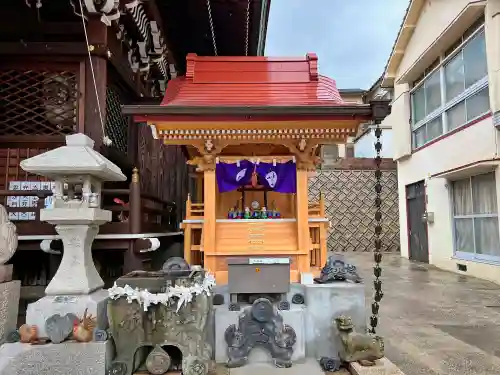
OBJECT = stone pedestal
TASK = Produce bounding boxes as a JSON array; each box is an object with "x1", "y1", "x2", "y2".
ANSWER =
[
  {"x1": 214, "y1": 304, "x2": 306, "y2": 364},
  {"x1": 25, "y1": 289, "x2": 108, "y2": 338},
  {"x1": 0, "y1": 280, "x2": 20, "y2": 343},
  {"x1": 0, "y1": 341, "x2": 112, "y2": 375},
  {"x1": 304, "y1": 283, "x2": 366, "y2": 359},
  {"x1": 42, "y1": 212, "x2": 110, "y2": 295},
  {"x1": 213, "y1": 282, "x2": 366, "y2": 364}
]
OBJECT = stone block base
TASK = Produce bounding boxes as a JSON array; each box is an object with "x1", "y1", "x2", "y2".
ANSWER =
[
  {"x1": 349, "y1": 358, "x2": 405, "y2": 375},
  {"x1": 0, "y1": 341, "x2": 112, "y2": 375},
  {"x1": 26, "y1": 289, "x2": 108, "y2": 337},
  {"x1": 0, "y1": 280, "x2": 20, "y2": 343},
  {"x1": 304, "y1": 283, "x2": 365, "y2": 359},
  {"x1": 213, "y1": 282, "x2": 366, "y2": 364},
  {"x1": 214, "y1": 304, "x2": 306, "y2": 364}
]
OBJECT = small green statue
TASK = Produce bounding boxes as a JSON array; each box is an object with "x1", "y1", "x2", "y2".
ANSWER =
[
  {"x1": 243, "y1": 207, "x2": 251, "y2": 219},
  {"x1": 261, "y1": 207, "x2": 268, "y2": 219}
]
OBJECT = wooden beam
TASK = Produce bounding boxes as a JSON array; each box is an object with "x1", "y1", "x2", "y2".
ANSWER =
[
  {"x1": 106, "y1": 30, "x2": 147, "y2": 98},
  {"x1": 0, "y1": 136, "x2": 65, "y2": 149},
  {"x1": 0, "y1": 42, "x2": 105, "y2": 56},
  {"x1": 83, "y1": 16, "x2": 108, "y2": 152},
  {"x1": 0, "y1": 22, "x2": 84, "y2": 36},
  {"x1": 141, "y1": 0, "x2": 177, "y2": 66}
]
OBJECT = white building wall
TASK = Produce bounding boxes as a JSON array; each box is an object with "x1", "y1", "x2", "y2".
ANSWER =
[
  {"x1": 397, "y1": 117, "x2": 498, "y2": 253},
  {"x1": 384, "y1": 0, "x2": 500, "y2": 283}
]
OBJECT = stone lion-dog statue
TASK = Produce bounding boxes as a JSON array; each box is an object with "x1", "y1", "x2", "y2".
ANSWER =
[{"x1": 335, "y1": 315, "x2": 384, "y2": 366}]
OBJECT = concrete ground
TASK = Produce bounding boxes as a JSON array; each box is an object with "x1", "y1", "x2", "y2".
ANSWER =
[{"x1": 345, "y1": 252, "x2": 500, "y2": 375}]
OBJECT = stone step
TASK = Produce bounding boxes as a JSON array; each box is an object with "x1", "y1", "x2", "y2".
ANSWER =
[
  {"x1": 349, "y1": 358, "x2": 405, "y2": 375},
  {"x1": 229, "y1": 359, "x2": 324, "y2": 375}
]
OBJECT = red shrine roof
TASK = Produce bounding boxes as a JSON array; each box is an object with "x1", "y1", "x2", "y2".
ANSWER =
[{"x1": 160, "y1": 53, "x2": 345, "y2": 107}]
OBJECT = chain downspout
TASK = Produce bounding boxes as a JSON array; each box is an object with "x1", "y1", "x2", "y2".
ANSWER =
[
  {"x1": 245, "y1": 0, "x2": 251, "y2": 56},
  {"x1": 370, "y1": 120, "x2": 384, "y2": 334},
  {"x1": 206, "y1": 0, "x2": 218, "y2": 56}
]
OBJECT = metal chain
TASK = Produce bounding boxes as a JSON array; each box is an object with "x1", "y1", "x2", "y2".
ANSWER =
[
  {"x1": 369, "y1": 120, "x2": 384, "y2": 334},
  {"x1": 206, "y1": 0, "x2": 218, "y2": 56},
  {"x1": 245, "y1": 0, "x2": 251, "y2": 56}
]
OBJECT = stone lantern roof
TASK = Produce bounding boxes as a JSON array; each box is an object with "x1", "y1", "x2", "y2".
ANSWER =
[{"x1": 20, "y1": 134, "x2": 126, "y2": 182}]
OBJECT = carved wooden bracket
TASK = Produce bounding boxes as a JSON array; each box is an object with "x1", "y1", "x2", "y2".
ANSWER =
[
  {"x1": 188, "y1": 140, "x2": 228, "y2": 172},
  {"x1": 285, "y1": 139, "x2": 320, "y2": 171}
]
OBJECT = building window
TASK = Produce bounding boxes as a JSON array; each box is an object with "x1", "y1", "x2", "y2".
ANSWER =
[
  {"x1": 320, "y1": 144, "x2": 339, "y2": 168},
  {"x1": 452, "y1": 172, "x2": 500, "y2": 261},
  {"x1": 411, "y1": 21, "x2": 489, "y2": 149}
]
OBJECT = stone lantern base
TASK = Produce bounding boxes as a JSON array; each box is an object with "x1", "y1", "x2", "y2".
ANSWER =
[
  {"x1": 0, "y1": 341, "x2": 112, "y2": 375},
  {"x1": 25, "y1": 289, "x2": 109, "y2": 338}
]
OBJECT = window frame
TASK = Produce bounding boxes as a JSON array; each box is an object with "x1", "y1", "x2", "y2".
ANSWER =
[
  {"x1": 410, "y1": 24, "x2": 489, "y2": 150},
  {"x1": 451, "y1": 172, "x2": 500, "y2": 263}
]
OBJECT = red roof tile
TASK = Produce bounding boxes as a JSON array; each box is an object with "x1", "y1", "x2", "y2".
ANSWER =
[{"x1": 160, "y1": 53, "x2": 345, "y2": 107}]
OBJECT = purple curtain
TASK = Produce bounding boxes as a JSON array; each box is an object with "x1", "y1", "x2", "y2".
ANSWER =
[
  {"x1": 216, "y1": 160, "x2": 252, "y2": 193},
  {"x1": 256, "y1": 161, "x2": 297, "y2": 193},
  {"x1": 216, "y1": 160, "x2": 297, "y2": 193}
]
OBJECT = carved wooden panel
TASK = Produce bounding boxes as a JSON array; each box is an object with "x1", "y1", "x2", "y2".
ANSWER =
[{"x1": 309, "y1": 166, "x2": 400, "y2": 252}]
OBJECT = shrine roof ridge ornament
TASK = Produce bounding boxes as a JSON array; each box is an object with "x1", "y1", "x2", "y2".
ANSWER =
[{"x1": 20, "y1": 134, "x2": 127, "y2": 181}]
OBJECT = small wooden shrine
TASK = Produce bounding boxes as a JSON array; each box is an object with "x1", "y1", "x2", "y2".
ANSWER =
[{"x1": 124, "y1": 53, "x2": 391, "y2": 284}]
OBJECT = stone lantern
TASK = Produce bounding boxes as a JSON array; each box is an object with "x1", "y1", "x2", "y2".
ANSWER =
[{"x1": 19, "y1": 133, "x2": 126, "y2": 336}]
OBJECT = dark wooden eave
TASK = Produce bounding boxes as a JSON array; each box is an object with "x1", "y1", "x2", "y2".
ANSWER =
[
  {"x1": 122, "y1": 101, "x2": 391, "y2": 120},
  {"x1": 157, "y1": 0, "x2": 271, "y2": 74}
]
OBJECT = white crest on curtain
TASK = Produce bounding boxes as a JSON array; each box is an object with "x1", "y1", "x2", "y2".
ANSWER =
[
  {"x1": 265, "y1": 171, "x2": 278, "y2": 188},
  {"x1": 236, "y1": 168, "x2": 247, "y2": 182}
]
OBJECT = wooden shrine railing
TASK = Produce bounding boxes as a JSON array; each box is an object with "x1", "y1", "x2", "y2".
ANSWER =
[
  {"x1": 182, "y1": 191, "x2": 328, "y2": 272},
  {"x1": 308, "y1": 192, "x2": 327, "y2": 269},
  {"x1": 185, "y1": 194, "x2": 204, "y2": 219},
  {"x1": 182, "y1": 194, "x2": 204, "y2": 266}
]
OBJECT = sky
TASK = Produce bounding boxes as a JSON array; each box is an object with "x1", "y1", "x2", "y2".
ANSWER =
[{"x1": 265, "y1": 0, "x2": 409, "y2": 90}]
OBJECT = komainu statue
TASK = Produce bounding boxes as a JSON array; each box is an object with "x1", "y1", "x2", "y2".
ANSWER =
[{"x1": 335, "y1": 315, "x2": 384, "y2": 366}]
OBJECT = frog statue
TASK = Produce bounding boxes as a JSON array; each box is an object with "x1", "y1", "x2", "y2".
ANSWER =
[{"x1": 335, "y1": 315, "x2": 384, "y2": 366}]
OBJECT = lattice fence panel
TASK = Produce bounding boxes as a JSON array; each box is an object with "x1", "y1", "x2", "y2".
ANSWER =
[
  {"x1": 0, "y1": 69, "x2": 78, "y2": 136},
  {"x1": 309, "y1": 169, "x2": 400, "y2": 252},
  {"x1": 105, "y1": 86, "x2": 129, "y2": 155}
]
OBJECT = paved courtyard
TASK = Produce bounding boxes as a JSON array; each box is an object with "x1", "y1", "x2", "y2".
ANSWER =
[{"x1": 345, "y1": 252, "x2": 500, "y2": 375}]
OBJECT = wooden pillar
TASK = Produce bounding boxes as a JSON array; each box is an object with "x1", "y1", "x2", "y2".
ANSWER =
[
  {"x1": 83, "y1": 16, "x2": 108, "y2": 152},
  {"x1": 124, "y1": 167, "x2": 142, "y2": 273},
  {"x1": 202, "y1": 169, "x2": 217, "y2": 273},
  {"x1": 318, "y1": 191, "x2": 327, "y2": 267},
  {"x1": 296, "y1": 169, "x2": 310, "y2": 275},
  {"x1": 129, "y1": 168, "x2": 142, "y2": 234},
  {"x1": 184, "y1": 194, "x2": 192, "y2": 264}
]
